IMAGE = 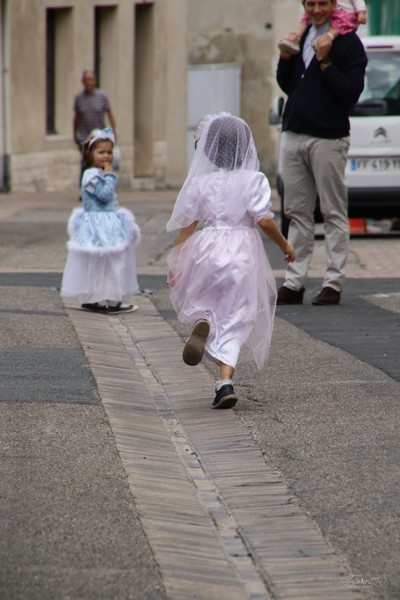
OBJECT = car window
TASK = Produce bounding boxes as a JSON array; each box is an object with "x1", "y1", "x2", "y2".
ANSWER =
[{"x1": 350, "y1": 50, "x2": 400, "y2": 117}]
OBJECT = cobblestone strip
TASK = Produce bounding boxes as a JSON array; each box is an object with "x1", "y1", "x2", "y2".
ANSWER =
[
  {"x1": 66, "y1": 303, "x2": 263, "y2": 600},
  {"x1": 111, "y1": 315, "x2": 272, "y2": 600},
  {"x1": 67, "y1": 297, "x2": 366, "y2": 600}
]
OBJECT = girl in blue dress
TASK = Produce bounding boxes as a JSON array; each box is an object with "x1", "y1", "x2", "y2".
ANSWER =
[{"x1": 61, "y1": 128, "x2": 140, "y2": 314}]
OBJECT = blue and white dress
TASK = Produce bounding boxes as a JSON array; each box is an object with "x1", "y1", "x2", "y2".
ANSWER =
[{"x1": 61, "y1": 168, "x2": 140, "y2": 305}]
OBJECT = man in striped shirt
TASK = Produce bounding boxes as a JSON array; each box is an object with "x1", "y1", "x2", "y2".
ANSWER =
[{"x1": 73, "y1": 70, "x2": 117, "y2": 181}]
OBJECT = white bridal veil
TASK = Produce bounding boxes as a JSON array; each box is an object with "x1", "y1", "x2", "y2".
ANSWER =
[{"x1": 166, "y1": 112, "x2": 261, "y2": 231}]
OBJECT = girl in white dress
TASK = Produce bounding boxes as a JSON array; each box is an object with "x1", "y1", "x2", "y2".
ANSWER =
[
  {"x1": 61, "y1": 128, "x2": 140, "y2": 314},
  {"x1": 166, "y1": 113, "x2": 295, "y2": 409}
]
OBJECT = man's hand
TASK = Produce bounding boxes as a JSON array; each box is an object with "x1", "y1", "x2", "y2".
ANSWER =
[{"x1": 314, "y1": 34, "x2": 333, "y2": 61}]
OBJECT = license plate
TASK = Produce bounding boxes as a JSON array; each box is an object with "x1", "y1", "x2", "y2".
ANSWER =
[{"x1": 349, "y1": 157, "x2": 400, "y2": 171}]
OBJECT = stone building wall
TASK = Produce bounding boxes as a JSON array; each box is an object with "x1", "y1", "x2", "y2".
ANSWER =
[
  {"x1": 1, "y1": 0, "x2": 187, "y2": 192},
  {"x1": 187, "y1": 0, "x2": 300, "y2": 179}
]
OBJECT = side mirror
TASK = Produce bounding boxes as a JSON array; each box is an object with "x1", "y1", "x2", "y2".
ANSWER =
[{"x1": 268, "y1": 96, "x2": 285, "y2": 125}]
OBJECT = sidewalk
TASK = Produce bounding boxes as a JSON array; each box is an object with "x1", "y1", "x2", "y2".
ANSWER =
[{"x1": 1, "y1": 189, "x2": 399, "y2": 599}]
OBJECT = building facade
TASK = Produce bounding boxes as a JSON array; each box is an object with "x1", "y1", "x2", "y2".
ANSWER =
[
  {"x1": 2, "y1": 0, "x2": 388, "y2": 193},
  {"x1": 0, "y1": 0, "x2": 187, "y2": 192},
  {"x1": 187, "y1": 0, "x2": 301, "y2": 179}
]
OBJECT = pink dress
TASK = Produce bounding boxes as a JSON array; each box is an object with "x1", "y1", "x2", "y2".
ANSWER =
[
  {"x1": 300, "y1": 0, "x2": 366, "y2": 35},
  {"x1": 167, "y1": 170, "x2": 277, "y2": 370}
]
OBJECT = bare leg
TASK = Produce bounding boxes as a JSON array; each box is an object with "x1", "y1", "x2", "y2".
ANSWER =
[{"x1": 219, "y1": 363, "x2": 235, "y2": 381}]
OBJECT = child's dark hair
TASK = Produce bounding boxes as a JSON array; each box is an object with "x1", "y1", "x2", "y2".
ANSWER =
[{"x1": 82, "y1": 134, "x2": 113, "y2": 168}]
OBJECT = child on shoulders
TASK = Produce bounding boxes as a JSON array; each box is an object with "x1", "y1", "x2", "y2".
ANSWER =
[{"x1": 278, "y1": 0, "x2": 367, "y2": 56}]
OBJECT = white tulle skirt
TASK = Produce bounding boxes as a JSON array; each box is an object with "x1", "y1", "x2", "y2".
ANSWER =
[
  {"x1": 61, "y1": 207, "x2": 140, "y2": 305},
  {"x1": 167, "y1": 227, "x2": 277, "y2": 369}
]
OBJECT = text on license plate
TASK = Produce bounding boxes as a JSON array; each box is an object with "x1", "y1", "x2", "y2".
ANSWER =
[{"x1": 349, "y1": 158, "x2": 400, "y2": 171}]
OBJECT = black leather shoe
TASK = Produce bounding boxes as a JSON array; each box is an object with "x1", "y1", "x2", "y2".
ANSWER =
[
  {"x1": 277, "y1": 286, "x2": 305, "y2": 305},
  {"x1": 81, "y1": 302, "x2": 108, "y2": 312},
  {"x1": 106, "y1": 303, "x2": 138, "y2": 315},
  {"x1": 212, "y1": 384, "x2": 238, "y2": 409},
  {"x1": 312, "y1": 286, "x2": 341, "y2": 305}
]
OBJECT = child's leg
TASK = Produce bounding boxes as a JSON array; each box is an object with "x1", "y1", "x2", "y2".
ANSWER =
[
  {"x1": 330, "y1": 8, "x2": 359, "y2": 35},
  {"x1": 182, "y1": 320, "x2": 238, "y2": 409},
  {"x1": 219, "y1": 363, "x2": 234, "y2": 382}
]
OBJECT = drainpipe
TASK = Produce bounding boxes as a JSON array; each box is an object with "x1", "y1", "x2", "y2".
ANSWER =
[{"x1": 1, "y1": 0, "x2": 11, "y2": 191}]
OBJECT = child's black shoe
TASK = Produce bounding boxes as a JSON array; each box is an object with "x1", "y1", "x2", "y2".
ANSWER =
[
  {"x1": 107, "y1": 303, "x2": 138, "y2": 315},
  {"x1": 212, "y1": 384, "x2": 238, "y2": 409},
  {"x1": 81, "y1": 302, "x2": 108, "y2": 312}
]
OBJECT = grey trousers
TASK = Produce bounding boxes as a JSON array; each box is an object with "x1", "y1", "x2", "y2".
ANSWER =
[{"x1": 281, "y1": 131, "x2": 350, "y2": 292}]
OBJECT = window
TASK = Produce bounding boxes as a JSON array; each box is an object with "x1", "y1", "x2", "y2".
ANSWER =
[
  {"x1": 46, "y1": 9, "x2": 56, "y2": 134},
  {"x1": 94, "y1": 6, "x2": 118, "y2": 89},
  {"x1": 46, "y1": 8, "x2": 72, "y2": 135},
  {"x1": 351, "y1": 50, "x2": 400, "y2": 117}
]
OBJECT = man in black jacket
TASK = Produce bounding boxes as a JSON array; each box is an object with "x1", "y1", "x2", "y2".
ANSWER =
[{"x1": 276, "y1": 0, "x2": 367, "y2": 305}]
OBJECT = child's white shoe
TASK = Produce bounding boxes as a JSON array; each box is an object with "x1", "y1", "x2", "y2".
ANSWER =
[{"x1": 278, "y1": 39, "x2": 300, "y2": 54}]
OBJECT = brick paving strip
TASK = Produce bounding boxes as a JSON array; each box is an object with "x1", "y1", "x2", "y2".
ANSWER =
[{"x1": 65, "y1": 296, "x2": 365, "y2": 600}]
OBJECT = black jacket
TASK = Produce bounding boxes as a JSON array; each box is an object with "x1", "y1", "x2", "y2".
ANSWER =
[{"x1": 277, "y1": 29, "x2": 367, "y2": 139}]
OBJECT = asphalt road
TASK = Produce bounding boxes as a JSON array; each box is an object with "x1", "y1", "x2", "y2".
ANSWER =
[
  {"x1": 0, "y1": 206, "x2": 168, "y2": 599},
  {"x1": 0, "y1": 192, "x2": 399, "y2": 599}
]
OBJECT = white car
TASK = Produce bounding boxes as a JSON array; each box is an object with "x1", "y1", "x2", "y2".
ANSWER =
[
  {"x1": 347, "y1": 36, "x2": 400, "y2": 218},
  {"x1": 270, "y1": 36, "x2": 400, "y2": 232}
]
